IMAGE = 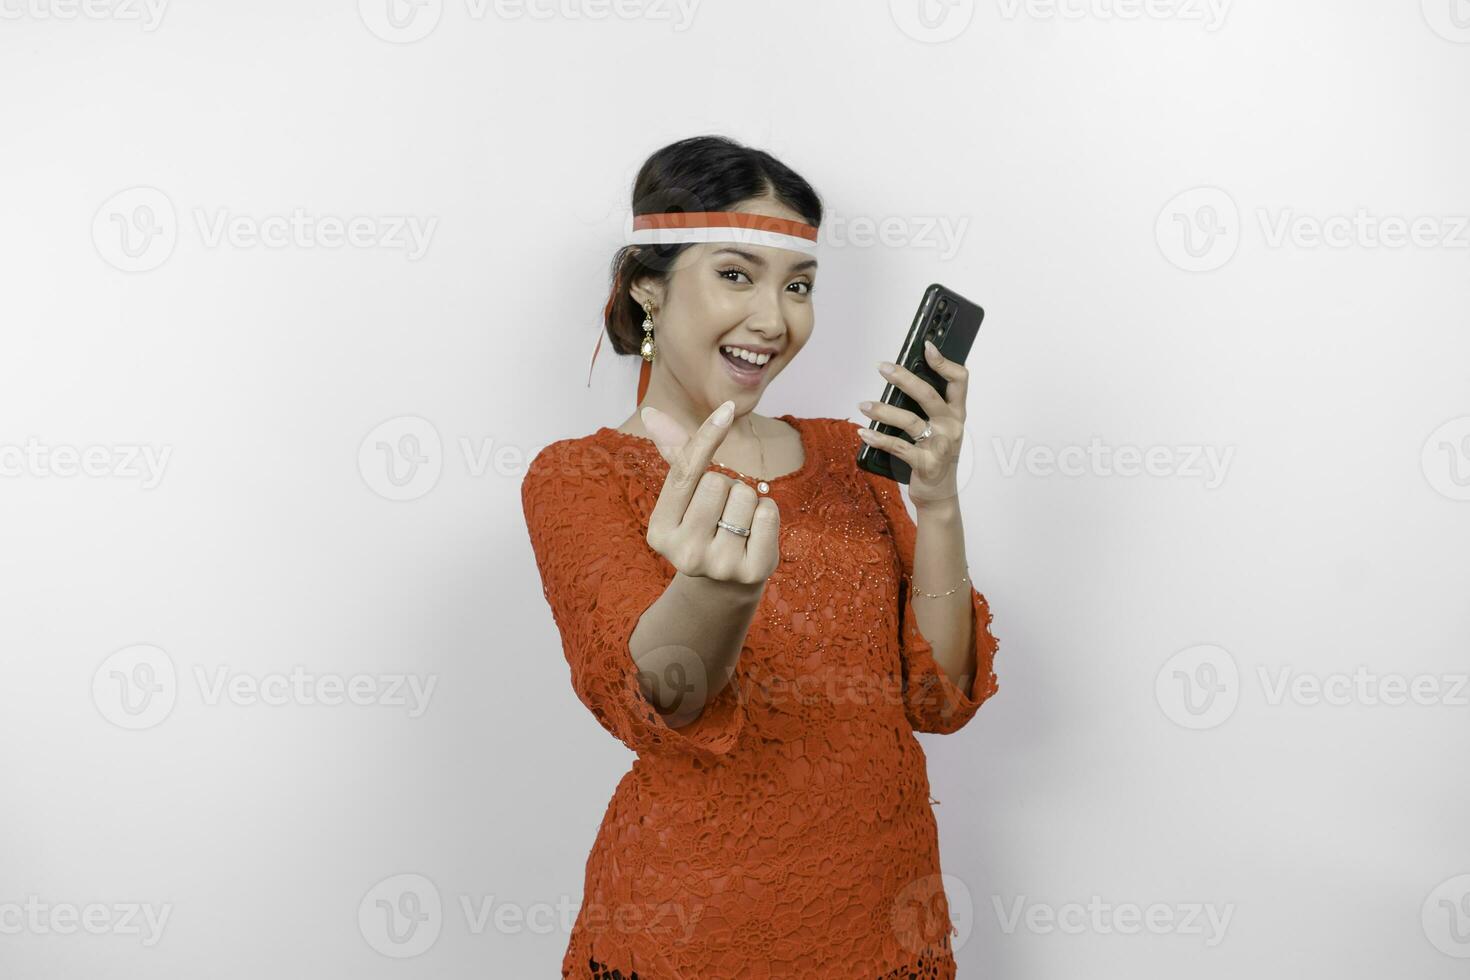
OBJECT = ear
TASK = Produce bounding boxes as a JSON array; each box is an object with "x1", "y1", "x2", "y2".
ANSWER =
[{"x1": 628, "y1": 275, "x2": 665, "y2": 315}]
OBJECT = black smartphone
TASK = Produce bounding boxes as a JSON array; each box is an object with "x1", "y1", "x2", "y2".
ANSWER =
[{"x1": 856, "y1": 283, "x2": 985, "y2": 484}]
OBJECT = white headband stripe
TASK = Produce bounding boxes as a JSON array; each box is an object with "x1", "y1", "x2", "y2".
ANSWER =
[{"x1": 627, "y1": 225, "x2": 818, "y2": 252}]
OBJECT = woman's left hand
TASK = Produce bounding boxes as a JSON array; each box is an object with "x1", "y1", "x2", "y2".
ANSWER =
[{"x1": 856, "y1": 339, "x2": 969, "y2": 509}]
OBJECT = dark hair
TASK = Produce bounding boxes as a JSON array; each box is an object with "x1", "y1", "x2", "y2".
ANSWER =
[{"x1": 601, "y1": 135, "x2": 823, "y2": 356}]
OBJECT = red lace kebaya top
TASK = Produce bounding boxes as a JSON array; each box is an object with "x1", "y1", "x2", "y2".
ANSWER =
[{"x1": 521, "y1": 415, "x2": 1001, "y2": 980}]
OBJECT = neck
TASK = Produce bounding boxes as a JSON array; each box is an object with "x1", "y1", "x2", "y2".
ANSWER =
[{"x1": 637, "y1": 363, "x2": 764, "y2": 459}]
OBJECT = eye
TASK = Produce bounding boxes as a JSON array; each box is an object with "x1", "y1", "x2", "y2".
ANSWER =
[
  {"x1": 788, "y1": 280, "x2": 813, "y2": 297},
  {"x1": 716, "y1": 266, "x2": 752, "y2": 284}
]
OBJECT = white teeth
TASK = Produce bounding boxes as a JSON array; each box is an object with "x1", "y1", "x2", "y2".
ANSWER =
[{"x1": 721, "y1": 345, "x2": 771, "y2": 366}]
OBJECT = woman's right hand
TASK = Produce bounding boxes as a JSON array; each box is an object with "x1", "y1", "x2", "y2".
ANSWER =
[{"x1": 640, "y1": 401, "x2": 781, "y2": 590}]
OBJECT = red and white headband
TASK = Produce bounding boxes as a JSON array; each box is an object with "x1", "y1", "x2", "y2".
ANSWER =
[
  {"x1": 626, "y1": 211, "x2": 819, "y2": 252},
  {"x1": 587, "y1": 210, "x2": 821, "y2": 403}
]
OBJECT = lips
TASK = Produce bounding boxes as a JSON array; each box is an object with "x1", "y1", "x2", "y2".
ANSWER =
[{"x1": 718, "y1": 347, "x2": 771, "y2": 388}]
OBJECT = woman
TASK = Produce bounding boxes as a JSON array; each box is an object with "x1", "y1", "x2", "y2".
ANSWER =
[{"x1": 521, "y1": 135, "x2": 1001, "y2": 979}]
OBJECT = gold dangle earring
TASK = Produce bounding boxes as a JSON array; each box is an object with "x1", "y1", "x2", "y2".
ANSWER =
[{"x1": 640, "y1": 301, "x2": 657, "y2": 362}]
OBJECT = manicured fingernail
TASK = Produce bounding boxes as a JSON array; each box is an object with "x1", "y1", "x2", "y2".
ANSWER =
[
  {"x1": 878, "y1": 361, "x2": 895, "y2": 375},
  {"x1": 857, "y1": 427, "x2": 876, "y2": 440},
  {"x1": 640, "y1": 406, "x2": 658, "y2": 426},
  {"x1": 858, "y1": 401, "x2": 873, "y2": 412},
  {"x1": 711, "y1": 400, "x2": 734, "y2": 427},
  {"x1": 924, "y1": 339, "x2": 938, "y2": 357}
]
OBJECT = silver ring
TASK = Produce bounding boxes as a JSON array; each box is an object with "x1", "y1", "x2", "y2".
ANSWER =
[
  {"x1": 914, "y1": 424, "x2": 934, "y2": 443},
  {"x1": 716, "y1": 519, "x2": 751, "y2": 537}
]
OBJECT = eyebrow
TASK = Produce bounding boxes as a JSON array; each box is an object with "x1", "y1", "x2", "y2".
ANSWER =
[{"x1": 711, "y1": 247, "x2": 818, "y2": 273}]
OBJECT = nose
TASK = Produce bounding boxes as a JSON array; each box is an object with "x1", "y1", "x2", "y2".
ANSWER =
[{"x1": 744, "y1": 284, "x2": 787, "y2": 341}]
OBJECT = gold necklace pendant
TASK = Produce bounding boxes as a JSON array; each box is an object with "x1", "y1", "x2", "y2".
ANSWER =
[
  {"x1": 717, "y1": 415, "x2": 770, "y2": 494},
  {"x1": 752, "y1": 415, "x2": 769, "y2": 494}
]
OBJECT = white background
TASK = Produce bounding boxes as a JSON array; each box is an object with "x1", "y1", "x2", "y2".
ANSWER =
[{"x1": 2, "y1": 0, "x2": 1468, "y2": 977}]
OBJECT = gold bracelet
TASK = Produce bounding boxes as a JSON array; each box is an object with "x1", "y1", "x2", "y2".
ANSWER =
[{"x1": 911, "y1": 567, "x2": 970, "y2": 599}]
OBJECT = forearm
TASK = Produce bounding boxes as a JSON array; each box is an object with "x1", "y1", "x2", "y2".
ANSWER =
[
  {"x1": 910, "y1": 497, "x2": 977, "y2": 689},
  {"x1": 628, "y1": 572, "x2": 763, "y2": 728}
]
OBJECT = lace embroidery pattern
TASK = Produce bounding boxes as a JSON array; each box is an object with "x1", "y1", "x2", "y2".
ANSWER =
[
  {"x1": 522, "y1": 416, "x2": 1000, "y2": 980},
  {"x1": 584, "y1": 945, "x2": 954, "y2": 979}
]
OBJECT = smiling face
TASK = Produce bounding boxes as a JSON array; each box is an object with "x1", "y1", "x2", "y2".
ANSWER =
[{"x1": 629, "y1": 197, "x2": 818, "y2": 419}]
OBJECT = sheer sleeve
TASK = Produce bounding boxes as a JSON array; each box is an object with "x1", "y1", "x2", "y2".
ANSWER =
[
  {"x1": 520, "y1": 439, "x2": 747, "y2": 760},
  {"x1": 853, "y1": 430, "x2": 1000, "y2": 734}
]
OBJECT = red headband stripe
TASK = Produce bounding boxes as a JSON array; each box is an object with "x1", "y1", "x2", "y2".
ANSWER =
[{"x1": 631, "y1": 211, "x2": 819, "y2": 242}]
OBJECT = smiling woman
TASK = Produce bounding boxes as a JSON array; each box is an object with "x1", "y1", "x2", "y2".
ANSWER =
[{"x1": 523, "y1": 135, "x2": 1000, "y2": 979}]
